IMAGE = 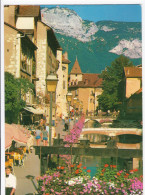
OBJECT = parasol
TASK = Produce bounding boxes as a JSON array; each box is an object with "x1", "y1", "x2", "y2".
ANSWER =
[{"x1": 5, "y1": 123, "x2": 30, "y2": 150}]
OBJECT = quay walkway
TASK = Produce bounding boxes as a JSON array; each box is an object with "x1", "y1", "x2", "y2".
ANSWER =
[{"x1": 14, "y1": 149, "x2": 40, "y2": 195}]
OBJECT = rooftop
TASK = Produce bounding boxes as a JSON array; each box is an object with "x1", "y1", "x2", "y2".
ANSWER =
[
  {"x1": 69, "y1": 73, "x2": 102, "y2": 88},
  {"x1": 16, "y1": 5, "x2": 40, "y2": 17},
  {"x1": 124, "y1": 67, "x2": 142, "y2": 78},
  {"x1": 70, "y1": 57, "x2": 82, "y2": 74},
  {"x1": 62, "y1": 54, "x2": 71, "y2": 64}
]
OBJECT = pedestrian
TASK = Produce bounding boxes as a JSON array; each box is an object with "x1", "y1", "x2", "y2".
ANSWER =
[
  {"x1": 27, "y1": 132, "x2": 34, "y2": 153},
  {"x1": 5, "y1": 166, "x2": 16, "y2": 195},
  {"x1": 64, "y1": 117, "x2": 69, "y2": 131},
  {"x1": 46, "y1": 123, "x2": 49, "y2": 141},
  {"x1": 42, "y1": 126, "x2": 48, "y2": 146},
  {"x1": 35, "y1": 126, "x2": 41, "y2": 146},
  {"x1": 62, "y1": 114, "x2": 65, "y2": 125},
  {"x1": 42, "y1": 114, "x2": 46, "y2": 125},
  {"x1": 52, "y1": 115, "x2": 55, "y2": 126}
]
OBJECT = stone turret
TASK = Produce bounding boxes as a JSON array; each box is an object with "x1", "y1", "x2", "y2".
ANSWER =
[
  {"x1": 70, "y1": 56, "x2": 82, "y2": 74},
  {"x1": 69, "y1": 57, "x2": 83, "y2": 85}
]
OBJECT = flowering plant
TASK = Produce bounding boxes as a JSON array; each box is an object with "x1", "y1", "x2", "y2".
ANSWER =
[
  {"x1": 36, "y1": 163, "x2": 143, "y2": 195},
  {"x1": 96, "y1": 164, "x2": 142, "y2": 188}
]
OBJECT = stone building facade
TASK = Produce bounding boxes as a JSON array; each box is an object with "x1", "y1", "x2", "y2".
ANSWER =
[
  {"x1": 4, "y1": 5, "x2": 70, "y2": 123},
  {"x1": 123, "y1": 66, "x2": 142, "y2": 120},
  {"x1": 4, "y1": 22, "x2": 37, "y2": 105},
  {"x1": 69, "y1": 58, "x2": 102, "y2": 116},
  {"x1": 56, "y1": 52, "x2": 71, "y2": 117},
  {"x1": 124, "y1": 66, "x2": 142, "y2": 98}
]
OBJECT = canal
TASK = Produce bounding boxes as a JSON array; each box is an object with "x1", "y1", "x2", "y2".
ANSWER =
[{"x1": 80, "y1": 119, "x2": 142, "y2": 178}]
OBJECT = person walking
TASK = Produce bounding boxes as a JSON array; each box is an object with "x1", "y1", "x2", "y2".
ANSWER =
[
  {"x1": 46, "y1": 123, "x2": 49, "y2": 142},
  {"x1": 42, "y1": 126, "x2": 48, "y2": 146},
  {"x1": 27, "y1": 132, "x2": 34, "y2": 153},
  {"x1": 5, "y1": 166, "x2": 16, "y2": 195},
  {"x1": 64, "y1": 117, "x2": 69, "y2": 131},
  {"x1": 35, "y1": 126, "x2": 41, "y2": 146}
]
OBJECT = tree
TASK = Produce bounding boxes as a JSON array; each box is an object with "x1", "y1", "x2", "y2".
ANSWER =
[
  {"x1": 98, "y1": 55, "x2": 134, "y2": 112},
  {"x1": 5, "y1": 72, "x2": 34, "y2": 123}
]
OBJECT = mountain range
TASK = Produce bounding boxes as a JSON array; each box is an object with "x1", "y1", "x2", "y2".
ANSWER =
[{"x1": 41, "y1": 6, "x2": 142, "y2": 73}]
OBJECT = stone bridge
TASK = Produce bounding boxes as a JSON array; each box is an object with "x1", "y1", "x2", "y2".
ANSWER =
[
  {"x1": 85, "y1": 118, "x2": 113, "y2": 123},
  {"x1": 81, "y1": 127, "x2": 142, "y2": 137}
]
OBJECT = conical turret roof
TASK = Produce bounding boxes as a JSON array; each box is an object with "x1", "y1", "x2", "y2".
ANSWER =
[{"x1": 70, "y1": 57, "x2": 82, "y2": 74}]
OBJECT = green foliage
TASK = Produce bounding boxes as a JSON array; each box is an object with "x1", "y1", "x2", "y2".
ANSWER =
[
  {"x1": 5, "y1": 72, "x2": 34, "y2": 124},
  {"x1": 98, "y1": 55, "x2": 133, "y2": 111}
]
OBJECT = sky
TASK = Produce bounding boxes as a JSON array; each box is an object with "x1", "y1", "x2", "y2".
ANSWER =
[{"x1": 40, "y1": 4, "x2": 141, "y2": 22}]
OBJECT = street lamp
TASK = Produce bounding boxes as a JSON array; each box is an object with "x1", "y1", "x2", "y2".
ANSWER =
[
  {"x1": 66, "y1": 92, "x2": 73, "y2": 131},
  {"x1": 46, "y1": 72, "x2": 58, "y2": 146}
]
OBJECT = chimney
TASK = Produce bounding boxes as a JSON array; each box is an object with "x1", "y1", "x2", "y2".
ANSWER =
[{"x1": 63, "y1": 51, "x2": 68, "y2": 59}]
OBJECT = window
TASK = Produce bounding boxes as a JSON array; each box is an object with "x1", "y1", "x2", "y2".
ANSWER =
[{"x1": 63, "y1": 81, "x2": 65, "y2": 89}]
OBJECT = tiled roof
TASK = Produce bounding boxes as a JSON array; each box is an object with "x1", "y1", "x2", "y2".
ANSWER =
[
  {"x1": 124, "y1": 67, "x2": 142, "y2": 78},
  {"x1": 70, "y1": 57, "x2": 82, "y2": 74},
  {"x1": 62, "y1": 54, "x2": 71, "y2": 64},
  {"x1": 70, "y1": 73, "x2": 102, "y2": 88},
  {"x1": 135, "y1": 88, "x2": 142, "y2": 94},
  {"x1": 17, "y1": 5, "x2": 40, "y2": 17}
]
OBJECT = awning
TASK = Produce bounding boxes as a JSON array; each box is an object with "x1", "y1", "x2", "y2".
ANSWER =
[
  {"x1": 24, "y1": 106, "x2": 44, "y2": 115},
  {"x1": 5, "y1": 123, "x2": 30, "y2": 150}
]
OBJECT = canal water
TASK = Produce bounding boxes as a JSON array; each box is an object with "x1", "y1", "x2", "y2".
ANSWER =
[
  {"x1": 80, "y1": 155, "x2": 137, "y2": 178},
  {"x1": 80, "y1": 156, "x2": 119, "y2": 178},
  {"x1": 81, "y1": 120, "x2": 142, "y2": 178}
]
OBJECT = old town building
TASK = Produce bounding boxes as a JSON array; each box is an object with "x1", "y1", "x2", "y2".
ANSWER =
[
  {"x1": 4, "y1": 22, "x2": 37, "y2": 106},
  {"x1": 56, "y1": 52, "x2": 71, "y2": 118},
  {"x1": 69, "y1": 58, "x2": 102, "y2": 116},
  {"x1": 124, "y1": 66, "x2": 142, "y2": 98},
  {"x1": 4, "y1": 5, "x2": 70, "y2": 124},
  {"x1": 123, "y1": 66, "x2": 142, "y2": 119}
]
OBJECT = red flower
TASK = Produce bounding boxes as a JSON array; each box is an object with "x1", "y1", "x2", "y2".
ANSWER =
[
  {"x1": 100, "y1": 173, "x2": 104, "y2": 176},
  {"x1": 60, "y1": 166, "x2": 65, "y2": 170},
  {"x1": 70, "y1": 164, "x2": 74, "y2": 168},
  {"x1": 83, "y1": 166, "x2": 87, "y2": 170},
  {"x1": 129, "y1": 170, "x2": 134, "y2": 173},
  {"x1": 133, "y1": 169, "x2": 138, "y2": 172},
  {"x1": 104, "y1": 164, "x2": 109, "y2": 168},
  {"x1": 77, "y1": 164, "x2": 82, "y2": 168},
  {"x1": 75, "y1": 169, "x2": 79, "y2": 174},
  {"x1": 87, "y1": 169, "x2": 91, "y2": 173},
  {"x1": 126, "y1": 173, "x2": 129, "y2": 176},
  {"x1": 117, "y1": 172, "x2": 121, "y2": 176},
  {"x1": 102, "y1": 169, "x2": 105, "y2": 172},
  {"x1": 124, "y1": 175, "x2": 128, "y2": 178},
  {"x1": 110, "y1": 165, "x2": 113, "y2": 168},
  {"x1": 112, "y1": 165, "x2": 116, "y2": 168},
  {"x1": 57, "y1": 167, "x2": 60, "y2": 170}
]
